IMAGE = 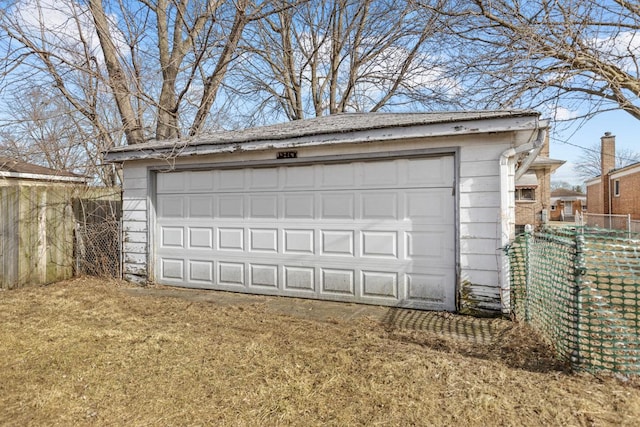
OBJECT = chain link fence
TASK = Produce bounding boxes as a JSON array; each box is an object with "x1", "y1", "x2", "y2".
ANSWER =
[
  {"x1": 577, "y1": 212, "x2": 640, "y2": 235},
  {"x1": 73, "y1": 195, "x2": 122, "y2": 278},
  {"x1": 507, "y1": 226, "x2": 640, "y2": 377}
]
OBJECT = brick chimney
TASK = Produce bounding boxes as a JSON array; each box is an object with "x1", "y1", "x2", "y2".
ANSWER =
[{"x1": 601, "y1": 132, "x2": 616, "y2": 214}]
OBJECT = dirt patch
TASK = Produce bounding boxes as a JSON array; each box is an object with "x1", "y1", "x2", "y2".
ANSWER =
[{"x1": 1, "y1": 277, "x2": 638, "y2": 426}]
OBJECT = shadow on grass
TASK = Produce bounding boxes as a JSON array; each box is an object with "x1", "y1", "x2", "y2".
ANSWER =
[{"x1": 381, "y1": 307, "x2": 568, "y2": 374}]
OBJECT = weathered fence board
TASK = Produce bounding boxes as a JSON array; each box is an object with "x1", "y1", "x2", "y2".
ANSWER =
[
  {"x1": 0, "y1": 182, "x2": 121, "y2": 289},
  {"x1": 0, "y1": 186, "x2": 19, "y2": 288}
]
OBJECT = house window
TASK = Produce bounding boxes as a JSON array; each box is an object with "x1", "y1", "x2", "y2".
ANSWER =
[
  {"x1": 516, "y1": 188, "x2": 535, "y2": 201},
  {"x1": 614, "y1": 179, "x2": 620, "y2": 197},
  {"x1": 550, "y1": 205, "x2": 556, "y2": 211}
]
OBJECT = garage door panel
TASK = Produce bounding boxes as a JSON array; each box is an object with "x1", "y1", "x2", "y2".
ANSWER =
[
  {"x1": 188, "y1": 260, "x2": 214, "y2": 284},
  {"x1": 218, "y1": 195, "x2": 244, "y2": 218},
  {"x1": 362, "y1": 271, "x2": 398, "y2": 299},
  {"x1": 283, "y1": 229, "x2": 314, "y2": 254},
  {"x1": 283, "y1": 194, "x2": 314, "y2": 219},
  {"x1": 406, "y1": 273, "x2": 447, "y2": 302},
  {"x1": 155, "y1": 156, "x2": 456, "y2": 311},
  {"x1": 361, "y1": 231, "x2": 398, "y2": 259},
  {"x1": 157, "y1": 172, "x2": 185, "y2": 192},
  {"x1": 284, "y1": 165, "x2": 315, "y2": 189},
  {"x1": 158, "y1": 196, "x2": 184, "y2": 217},
  {"x1": 406, "y1": 229, "x2": 455, "y2": 261},
  {"x1": 251, "y1": 168, "x2": 278, "y2": 189},
  {"x1": 218, "y1": 262, "x2": 245, "y2": 286},
  {"x1": 406, "y1": 157, "x2": 453, "y2": 186},
  {"x1": 218, "y1": 228, "x2": 244, "y2": 251},
  {"x1": 363, "y1": 161, "x2": 398, "y2": 186},
  {"x1": 361, "y1": 192, "x2": 398, "y2": 219},
  {"x1": 217, "y1": 169, "x2": 244, "y2": 191},
  {"x1": 161, "y1": 258, "x2": 184, "y2": 281},
  {"x1": 250, "y1": 195, "x2": 278, "y2": 218},
  {"x1": 321, "y1": 163, "x2": 355, "y2": 188},
  {"x1": 321, "y1": 230, "x2": 355, "y2": 256},
  {"x1": 249, "y1": 264, "x2": 278, "y2": 288},
  {"x1": 249, "y1": 228, "x2": 278, "y2": 252},
  {"x1": 188, "y1": 227, "x2": 213, "y2": 249},
  {"x1": 321, "y1": 193, "x2": 355, "y2": 219},
  {"x1": 188, "y1": 196, "x2": 213, "y2": 218},
  {"x1": 284, "y1": 266, "x2": 315, "y2": 292},
  {"x1": 188, "y1": 171, "x2": 214, "y2": 192},
  {"x1": 321, "y1": 268, "x2": 355, "y2": 295},
  {"x1": 161, "y1": 226, "x2": 184, "y2": 248}
]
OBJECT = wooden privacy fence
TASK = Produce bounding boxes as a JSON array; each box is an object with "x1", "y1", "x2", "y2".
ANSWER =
[{"x1": 0, "y1": 183, "x2": 121, "y2": 289}]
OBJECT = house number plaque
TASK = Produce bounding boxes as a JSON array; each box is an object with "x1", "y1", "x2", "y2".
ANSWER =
[{"x1": 277, "y1": 151, "x2": 298, "y2": 159}]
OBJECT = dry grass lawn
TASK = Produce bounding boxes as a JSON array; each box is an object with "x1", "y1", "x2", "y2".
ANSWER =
[{"x1": 1, "y1": 278, "x2": 639, "y2": 426}]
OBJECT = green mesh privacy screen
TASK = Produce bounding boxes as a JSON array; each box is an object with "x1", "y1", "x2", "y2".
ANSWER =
[{"x1": 507, "y1": 227, "x2": 640, "y2": 377}]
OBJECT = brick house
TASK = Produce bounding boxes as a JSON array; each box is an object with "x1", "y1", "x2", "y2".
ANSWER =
[
  {"x1": 550, "y1": 188, "x2": 586, "y2": 221},
  {"x1": 586, "y1": 132, "x2": 640, "y2": 220},
  {"x1": 514, "y1": 134, "x2": 565, "y2": 232}
]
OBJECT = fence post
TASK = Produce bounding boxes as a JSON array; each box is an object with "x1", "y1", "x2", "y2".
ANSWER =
[
  {"x1": 628, "y1": 214, "x2": 632, "y2": 239},
  {"x1": 524, "y1": 224, "x2": 533, "y2": 322},
  {"x1": 572, "y1": 232, "x2": 586, "y2": 368}
]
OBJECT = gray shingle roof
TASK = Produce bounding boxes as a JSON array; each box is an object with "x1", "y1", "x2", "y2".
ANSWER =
[{"x1": 107, "y1": 110, "x2": 540, "y2": 154}]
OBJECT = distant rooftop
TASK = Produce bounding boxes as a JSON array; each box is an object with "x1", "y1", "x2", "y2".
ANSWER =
[
  {"x1": 551, "y1": 188, "x2": 586, "y2": 198},
  {"x1": 0, "y1": 157, "x2": 86, "y2": 183}
]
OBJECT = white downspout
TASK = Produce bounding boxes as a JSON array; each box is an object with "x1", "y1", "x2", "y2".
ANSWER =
[
  {"x1": 498, "y1": 125, "x2": 547, "y2": 313},
  {"x1": 499, "y1": 146, "x2": 517, "y2": 314}
]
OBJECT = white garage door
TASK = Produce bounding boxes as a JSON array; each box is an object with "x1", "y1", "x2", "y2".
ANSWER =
[{"x1": 154, "y1": 156, "x2": 456, "y2": 310}]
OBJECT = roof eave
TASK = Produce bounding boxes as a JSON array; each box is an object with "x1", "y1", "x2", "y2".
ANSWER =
[
  {"x1": 551, "y1": 196, "x2": 586, "y2": 202},
  {"x1": 104, "y1": 115, "x2": 544, "y2": 163},
  {"x1": 610, "y1": 162, "x2": 640, "y2": 179},
  {"x1": 0, "y1": 170, "x2": 89, "y2": 183}
]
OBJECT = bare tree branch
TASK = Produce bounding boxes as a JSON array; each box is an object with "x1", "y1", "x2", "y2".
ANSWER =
[
  {"x1": 235, "y1": 0, "x2": 457, "y2": 122},
  {"x1": 433, "y1": 0, "x2": 640, "y2": 123}
]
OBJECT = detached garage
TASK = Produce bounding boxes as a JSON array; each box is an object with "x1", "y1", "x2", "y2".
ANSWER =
[{"x1": 105, "y1": 111, "x2": 547, "y2": 314}]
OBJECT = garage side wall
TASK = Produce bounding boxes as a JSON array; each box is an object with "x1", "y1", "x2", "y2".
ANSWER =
[
  {"x1": 459, "y1": 142, "x2": 512, "y2": 314},
  {"x1": 122, "y1": 163, "x2": 149, "y2": 283}
]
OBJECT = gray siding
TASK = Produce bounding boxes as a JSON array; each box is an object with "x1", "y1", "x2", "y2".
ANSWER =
[{"x1": 122, "y1": 164, "x2": 149, "y2": 283}]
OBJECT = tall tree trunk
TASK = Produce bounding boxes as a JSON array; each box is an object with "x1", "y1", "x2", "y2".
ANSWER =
[
  {"x1": 190, "y1": 3, "x2": 248, "y2": 135},
  {"x1": 88, "y1": 0, "x2": 144, "y2": 145}
]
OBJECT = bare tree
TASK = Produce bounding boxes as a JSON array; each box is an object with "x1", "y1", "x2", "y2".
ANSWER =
[
  {"x1": 0, "y1": 86, "x2": 125, "y2": 185},
  {"x1": 573, "y1": 144, "x2": 640, "y2": 181},
  {"x1": 0, "y1": 0, "x2": 280, "y2": 148},
  {"x1": 233, "y1": 0, "x2": 458, "y2": 122},
  {"x1": 431, "y1": 0, "x2": 640, "y2": 122},
  {"x1": 550, "y1": 181, "x2": 584, "y2": 193}
]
